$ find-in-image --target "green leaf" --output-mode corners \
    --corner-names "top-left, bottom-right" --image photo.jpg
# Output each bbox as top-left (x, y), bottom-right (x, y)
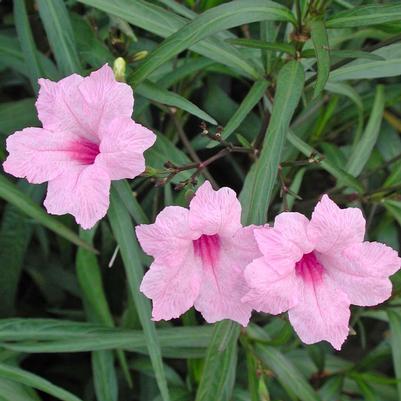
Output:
top-left (228, 38), bottom-right (295, 55)
top-left (157, 58), bottom-right (216, 89)
top-left (0, 34), bottom-right (58, 81)
top-left (326, 4), bottom-right (401, 28)
top-left (319, 376), bottom-right (343, 401)
top-left (384, 162), bottom-right (401, 188)
top-left (76, 229), bottom-right (114, 325)
top-left (157, 0), bottom-right (197, 19)
top-left (130, 0), bottom-right (296, 84)
top-left (77, 228), bottom-right (130, 393)
top-left (92, 351), bottom-right (118, 401)
top-left (208, 79), bottom-right (268, 148)
top-left (0, 175), bottom-right (95, 252)
top-left (136, 80), bottom-right (217, 125)
top-left (0, 317), bottom-right (212, 342)
top-left (255, 345), bottom-right (321, 401)
top-left (329, 49), bottom-right (384, 61)
top-left (77, 0), bottom-right (259, 78)
top-left (13, 0), bottom-right (43, 93)
top-left (0, 363), bottom-right (83, 401)
top-left (287, 131), bottom-right (364, 192)
top-left (37, 0), bottom-right (81, 75)
top-left (383, 200), bottom-right (401, 227)
top-left (371, 309), bottom-right (401, 401)
top-left (346, 85), bottom-right (384, 177)
top-left (240, 61), bottom-right (304, 225)
top-left (108, 186), bottom-right (170, 401)
top-left (195, 321), bottom-right (240, 401)
top-left (0, 377), bottom-right (41, 401)
top-left (286, 167), bottom-right (305, 211)
top-left (70, 13), bottom-right (113, 69)
top-left (0, 34), bottom-right (30, 76)
top-left (0, 319), bottom-right (212, 358)
top-left (0, 184), bottom-right (44, 316)
top-left (0, 99), bottom-right (38, 136)
top-left (311, 18), bottom-right (330, 98)
top-left (324, 82), bottom-right (364, 142)
top-left (329, 43), bottom-right (401, 81)
top-left (112, 180), bottom-right (149, 224)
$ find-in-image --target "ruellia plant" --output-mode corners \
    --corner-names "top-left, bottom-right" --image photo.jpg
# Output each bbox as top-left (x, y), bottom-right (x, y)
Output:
top-left (1, 1), bottom-right (401, 401)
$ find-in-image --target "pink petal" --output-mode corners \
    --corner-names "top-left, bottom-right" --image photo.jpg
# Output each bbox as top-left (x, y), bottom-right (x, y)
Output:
top-left (140, 259), bottom-right (202, 321)
top-left (274, 212), bottom-right (314, 254)
top-left (254, 227), bottom-right (303, 274)
top-left (193, 230), bottom-right (256, 326)
top-left (318, 241), bottom-right (401, 306)
top-left (288, 275), bottom-right (350, 350)
top-left (189, 181), bottom-right (242, 237)
top-left (36, 75), bottom-right (95, 141)
top-left (308, 195), bottom-right (365, 254)
top-left (136, 206), bottom-right (193, 267)
top-left (97, 117), bottom-right (156, 180)
top-left (3, 127), bottom-right (80, 184)
top-left (36, 65), bottom-right (133, 142)
top-left (44, 163), bottom-right (110, 229)
top-left (78, 65), bottom-right (134, 138)
top-left (344, 241), bottom-right (401, 277)
top-left (242, 257), bottom-right (301, 314)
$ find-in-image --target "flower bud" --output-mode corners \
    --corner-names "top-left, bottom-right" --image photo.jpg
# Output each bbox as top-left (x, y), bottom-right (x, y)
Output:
top-left (113, 57), bottom-right (126, 82)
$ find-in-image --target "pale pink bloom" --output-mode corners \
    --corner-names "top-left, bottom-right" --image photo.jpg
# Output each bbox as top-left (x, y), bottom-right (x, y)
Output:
top-left (136, 181), bottom-right (260, 326)
top-left (243, 195), bottom-right (401, 349)
top-left (3, 65), bottom-right (156, 229)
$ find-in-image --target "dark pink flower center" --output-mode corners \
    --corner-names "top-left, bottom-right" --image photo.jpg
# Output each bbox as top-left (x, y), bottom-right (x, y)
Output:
top-left (193, 234), bottom-right (220, 268)
top-left (295, 252), bottom-right (324, 283)
top-left (67, 139), bottom-right (100, 165)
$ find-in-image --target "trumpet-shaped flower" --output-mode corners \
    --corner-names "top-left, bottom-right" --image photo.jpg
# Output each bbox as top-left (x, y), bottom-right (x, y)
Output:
top-left (243, 195), bottom-right (401, 349)
top-left (3, 65), bottom-right (156, 229)
top-left (136, 181), bottom-right (260, 326)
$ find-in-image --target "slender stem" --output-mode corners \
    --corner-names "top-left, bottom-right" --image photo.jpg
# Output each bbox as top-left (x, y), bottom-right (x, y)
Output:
top-left (170, 112), bottom-right (217, 186)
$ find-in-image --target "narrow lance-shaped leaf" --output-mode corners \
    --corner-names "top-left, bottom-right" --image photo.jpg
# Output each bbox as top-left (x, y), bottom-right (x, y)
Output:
top-left (0, 317), bottom-right (213, 344)
top-left (136, 80), bottom-right (217, 125)
top-left (346, 84), bottom-right (384, 177)
top-left (208, 79), bottom-right (269, 148)
top-left (228, 38), bottom-right (295, 56)
top-left (329, 49), bottom-right (384, 61)
top-left (195, 321), bottom-right (240, 401)
top-left (77, 0), bottom-right (260, 78)
top-left (108, 185), bottom-right (170, 401)
top-left (14, 0), bottom-right (43, 92)
top-left (0, 363), bottom-right (83, 401)
top-left (0, 175), bottom-right (95, 252)
top-left (130, 0), bottom-right (296, 84)
top-left (255, 345), bottom-right (321, 401)
top-left (76, 229), bottom-right (121, 400)
top-left (325, 82), bottom-right (364, 143)
top-left (287, 131), bottom-right (364, 193)
top-left (311, 18), bottom-right (330, 98)
top-left (37, 0), bottom-right (81, 75)
top-left (0, 184), bottom-right (44, 316)
top-left (328, 43), bottom-right (401, 81)
top-left (326, 4), bottom-right (401, 29)
top-left (386, 310), bottom-right (401, 400)
top-left (112, 180), bottom-right (149, 224)
top-left (240, 60), bottom-right (304, 225)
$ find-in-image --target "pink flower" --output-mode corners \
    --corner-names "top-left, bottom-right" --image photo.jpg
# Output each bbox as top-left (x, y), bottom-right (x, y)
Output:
top-left (136, 181), bottom-right (260, 326)
top-left (3, 65), bottom-right (156, 229)
top-left (243, 195), bottom-right (401, 349)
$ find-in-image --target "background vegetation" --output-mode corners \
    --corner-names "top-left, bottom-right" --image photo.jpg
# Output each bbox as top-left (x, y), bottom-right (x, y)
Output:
top-left (1, 0), bottom-right (401, 400)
